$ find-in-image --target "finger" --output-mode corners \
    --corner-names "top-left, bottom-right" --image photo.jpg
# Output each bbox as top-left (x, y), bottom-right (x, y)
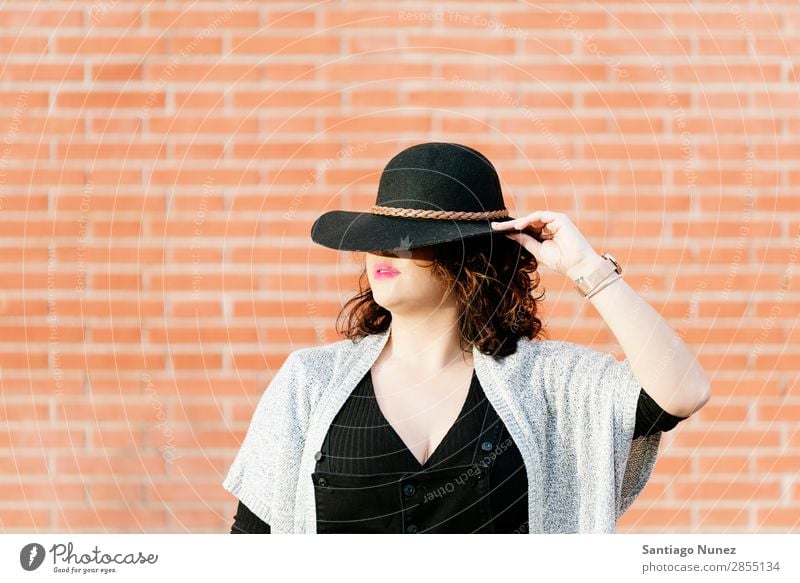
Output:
top-left (504, 231), bottom-right (542, 257)
top-left (491, 211), bottom-right (558, 230)
top-left (518, 224), bottom-right (550, 242)
top-left (528, 211), bottom-right (562, 226)
top-left (490, 219), bottom-right (518, 230)
top-left (493, 217), bottom-right (540, 231)
top-left (513, 218), bottom-right (553, 234)
top-left (491, 212), bottom-right (531, 230)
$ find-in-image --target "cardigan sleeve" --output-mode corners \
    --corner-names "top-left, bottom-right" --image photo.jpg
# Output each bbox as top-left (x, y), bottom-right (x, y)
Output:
top-left (549, 341), bottom-right (663, 520)
top-left (531, 339), bottom-right (665, 530)
top-left (557, 341), bottom-right (664, 523)
top-left (222, 350), bottom-right (303, 529)
top-left (607, 356), bottom-right (664, 520)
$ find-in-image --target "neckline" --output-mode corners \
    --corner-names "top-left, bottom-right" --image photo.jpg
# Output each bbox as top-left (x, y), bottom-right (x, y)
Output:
top-left (367, 368), bottom-right (477, 470)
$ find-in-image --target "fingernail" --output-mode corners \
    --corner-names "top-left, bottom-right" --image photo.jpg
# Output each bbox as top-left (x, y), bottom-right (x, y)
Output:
top-left (490, 222), bottom-right (498, 228)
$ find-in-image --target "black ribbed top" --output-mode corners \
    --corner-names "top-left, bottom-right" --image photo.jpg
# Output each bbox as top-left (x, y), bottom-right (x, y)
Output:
top-left (312, 367), bottom-right (528, 533)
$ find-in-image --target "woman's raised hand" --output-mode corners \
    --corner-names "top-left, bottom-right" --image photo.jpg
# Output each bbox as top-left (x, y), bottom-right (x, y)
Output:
top-left (491, 211), bottom-right (602, 279)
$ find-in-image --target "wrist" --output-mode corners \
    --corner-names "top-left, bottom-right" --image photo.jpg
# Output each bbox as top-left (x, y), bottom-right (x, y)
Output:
top-left (565, 252), bottom-right (605, 281)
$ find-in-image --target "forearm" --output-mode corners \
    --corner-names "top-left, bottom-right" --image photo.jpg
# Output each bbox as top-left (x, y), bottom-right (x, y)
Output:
top-left (566, 254), bottom-right (712, 418)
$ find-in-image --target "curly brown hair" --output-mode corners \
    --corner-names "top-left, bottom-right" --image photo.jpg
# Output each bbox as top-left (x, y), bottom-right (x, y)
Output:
top-left (335, 233), bottom-right (548, 358)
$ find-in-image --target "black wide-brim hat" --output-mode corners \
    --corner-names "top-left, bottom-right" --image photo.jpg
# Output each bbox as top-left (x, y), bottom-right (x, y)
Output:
top-left (310, 142), bottom-right (530, 253)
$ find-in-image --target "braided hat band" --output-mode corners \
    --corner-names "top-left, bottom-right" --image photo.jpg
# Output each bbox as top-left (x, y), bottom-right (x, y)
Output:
top-left (368, 205), bottom-right (510, 221)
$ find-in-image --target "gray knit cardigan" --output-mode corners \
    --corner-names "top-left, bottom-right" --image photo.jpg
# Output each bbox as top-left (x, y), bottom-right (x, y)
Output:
top-left (222, 325), bottom-right (662, 533)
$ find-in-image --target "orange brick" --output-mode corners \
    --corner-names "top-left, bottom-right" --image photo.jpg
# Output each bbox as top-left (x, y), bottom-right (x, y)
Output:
top-left (168, 456), bottom-right (227, 476)
top-left (673, 430), bottom-right (781, 449)
top-left (697, 507), bottom-right (750, 528)
top-left (55, 36), bottom-right (166, 55)
top-left (0, 455), bottom-right (49, 475)
top-left (406, 34), bottom-right (514, 54)
top-left (325, 9), bottom-right (430, 29)
top-left (232, 35), bottom-right (339, 54)
top-left (264, 11), bottom-right (316, 28)
top-left (0, 482), bottom-right (84, 502)
top-left (652, 454), bottom-right (694, 475)
top-left (673, 479), bottom-right (781, 501)
top-left (0, 509), bottom-right (50, 529)
top-left (498, 11), bottom-right (607, 29)
top-left (147, 9), bottom-right (259, 29)
top-left (55, 455), bottom-right (167, 476)
top-left (756, 455), bottom-right (800, 474)
top-left (170, 508), bottom-right (230, 529)
top-left (756, 404), bottom-right (800, 423)
top-left (147, 483), bottom-right (231, 503)
top-left (508, 64), bottom-right (611, 83)
top-left (697, 455), bottom-right (751, 474)
top-left (0, 429), bottom-right (85, 449)
top-left (619, 506), bottom-right (692, 528)
top-left (0, 403), bottom-right (50, 422)
top-left (89, 483), bottom-right (144, 502)
top-left (756, 507), bottom-right (800, 529)
top-left (55, 507), bottom-right (166, 530)
top-left (0, 64), bottom-right (83, 82)
top-left (0, 10), bottom-right (82, 27)
top-left (671, 11), bottom-right (780, 31)
top-left (88, 9), bottom-right (141, 29)
top-left (695, 403), bottom-right (750, 423)
top-left (91, 63), bottom-right (143, 81)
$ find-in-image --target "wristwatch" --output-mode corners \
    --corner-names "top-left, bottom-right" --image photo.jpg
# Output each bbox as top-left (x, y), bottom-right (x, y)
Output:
top-left (573, 253), bottom-right (623, 297)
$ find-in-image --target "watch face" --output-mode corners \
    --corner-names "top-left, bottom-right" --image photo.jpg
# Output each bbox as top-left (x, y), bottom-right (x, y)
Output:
top-left (604, 253), bottom-right (621, 273)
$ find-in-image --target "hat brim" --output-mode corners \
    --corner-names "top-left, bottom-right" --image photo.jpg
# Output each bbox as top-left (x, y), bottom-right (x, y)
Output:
top-left (310, 210), bottom-right (522, 253)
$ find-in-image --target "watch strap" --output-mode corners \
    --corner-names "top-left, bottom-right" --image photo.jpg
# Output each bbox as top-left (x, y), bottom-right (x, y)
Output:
top-left (573, 254), bottom-right (622, 297)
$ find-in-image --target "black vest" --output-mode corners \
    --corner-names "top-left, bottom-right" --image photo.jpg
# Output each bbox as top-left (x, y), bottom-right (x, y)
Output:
top-left (311, 368), bottom-right (530, 534)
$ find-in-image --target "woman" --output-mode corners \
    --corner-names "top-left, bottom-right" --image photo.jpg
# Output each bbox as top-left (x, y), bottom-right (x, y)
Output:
top-left (224, 142), bottom-right (711, 534)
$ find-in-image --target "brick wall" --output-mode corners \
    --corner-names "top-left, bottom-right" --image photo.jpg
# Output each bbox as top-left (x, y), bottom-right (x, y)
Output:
top-left (0, 1), bottom-right (798, 533)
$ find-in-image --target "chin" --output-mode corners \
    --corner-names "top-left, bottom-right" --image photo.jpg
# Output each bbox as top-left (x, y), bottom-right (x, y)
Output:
top-left (372, 287), bottom-right (414, 309)
top-left (370, 291), bottom-right (396, 309)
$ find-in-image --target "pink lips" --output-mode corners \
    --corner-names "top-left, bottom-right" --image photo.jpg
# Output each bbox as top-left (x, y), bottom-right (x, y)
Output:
top-left (374, 262), bottom-right (400, 279)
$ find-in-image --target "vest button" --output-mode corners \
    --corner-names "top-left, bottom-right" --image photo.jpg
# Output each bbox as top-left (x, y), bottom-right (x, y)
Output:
top-left (314, 451), bottom-right (323, 461)
top-left (406, 524), bottom-right (418, 534)
top-left (481, 440), bottom-right (493, 452)
top-left (403, 483), bottom-right (416, 496)
top-left (317, 477), bottom-right (328, 487)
